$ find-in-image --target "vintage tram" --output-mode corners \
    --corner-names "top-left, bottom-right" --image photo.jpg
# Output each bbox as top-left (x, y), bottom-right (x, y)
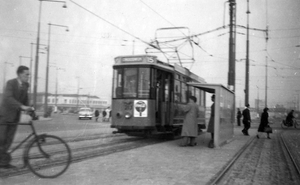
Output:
top-left (111, 55), bottom-right (206, 137)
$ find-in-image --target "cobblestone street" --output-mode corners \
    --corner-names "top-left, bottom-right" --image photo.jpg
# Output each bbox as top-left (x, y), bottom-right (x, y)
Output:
top-left (222, 131), bottom-right (300, 185)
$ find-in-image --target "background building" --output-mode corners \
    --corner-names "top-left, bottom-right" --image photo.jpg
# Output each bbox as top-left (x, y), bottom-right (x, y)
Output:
top-left (0, 93), bottom-right (110, 114)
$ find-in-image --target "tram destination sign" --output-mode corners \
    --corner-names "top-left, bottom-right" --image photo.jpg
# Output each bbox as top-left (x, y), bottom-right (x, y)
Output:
top-left (122, 57), bottom-right (143, 63)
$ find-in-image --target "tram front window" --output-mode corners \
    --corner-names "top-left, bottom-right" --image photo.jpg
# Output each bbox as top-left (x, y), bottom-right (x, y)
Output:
top-left (113, 67), bottom-right (151, 98)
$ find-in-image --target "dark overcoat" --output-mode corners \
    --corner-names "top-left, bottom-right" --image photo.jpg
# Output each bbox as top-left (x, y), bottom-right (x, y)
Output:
top-left (207, 102), bottom-right (215, 133)
top-left (258, 111), bottom-right (269, 132)
top-left (181, 102), bottom-right (200, 137)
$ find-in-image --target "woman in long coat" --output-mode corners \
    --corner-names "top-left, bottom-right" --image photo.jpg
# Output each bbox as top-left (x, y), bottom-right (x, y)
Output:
top-left (207, 94), bottom-right (215, 148)
top-left (180, 96), bottom-right (200, 147)
top-left (257, 107), bottom-right (271, 139)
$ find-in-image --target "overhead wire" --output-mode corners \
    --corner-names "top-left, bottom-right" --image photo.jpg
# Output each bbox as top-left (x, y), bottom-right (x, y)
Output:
top-left (69, 0), bottom-right (163, 53)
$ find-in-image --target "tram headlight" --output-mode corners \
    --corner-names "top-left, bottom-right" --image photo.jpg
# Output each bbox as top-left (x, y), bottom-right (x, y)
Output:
top-left (124, 112), bottom-right (132, 119)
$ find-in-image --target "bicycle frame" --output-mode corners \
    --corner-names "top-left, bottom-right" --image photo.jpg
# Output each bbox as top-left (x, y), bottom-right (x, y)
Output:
top-left (7, 122), bottom-right (37, 154)
top-left (6, 121), bottom-right (51, 168)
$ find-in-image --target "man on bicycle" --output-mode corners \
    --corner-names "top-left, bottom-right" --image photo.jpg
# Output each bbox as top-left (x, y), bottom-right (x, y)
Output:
top-left (0, 66), bottom-right (33, 169)
top-left (286, 110), bottom-right (295, 126)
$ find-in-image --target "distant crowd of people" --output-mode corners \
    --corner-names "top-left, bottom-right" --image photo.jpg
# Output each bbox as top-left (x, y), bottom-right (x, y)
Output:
top-left (237, 104), bottom-right (296, 139)
top-left (94, 107), bottom-right (111, 122)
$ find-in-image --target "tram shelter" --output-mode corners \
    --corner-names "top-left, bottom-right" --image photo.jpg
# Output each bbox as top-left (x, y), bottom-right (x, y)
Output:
top-left (188, 83), bottom-right (235, 148)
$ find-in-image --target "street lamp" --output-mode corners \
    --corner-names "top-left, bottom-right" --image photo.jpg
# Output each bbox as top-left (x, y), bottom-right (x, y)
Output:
top-left (19, 56), bottom-right (31, 66)
top-left (76, 76), bottom-right (82, 110)
top-left (2, 62), bottom-right (14, 92)
top-left (122, 40), bottom-right (135, 55)
top-left (30, 42), bottom-right (48, 99)
top-left (33, 0), bottom-right (67, 110)
top-left (44, 22), bottom-right (69, 117)
top-left (55, 67), bottom-right (65, 107)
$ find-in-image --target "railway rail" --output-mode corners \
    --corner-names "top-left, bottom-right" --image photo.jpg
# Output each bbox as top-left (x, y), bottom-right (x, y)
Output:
top-left (210, 130), bottom-right (300, 185)
top-left (0, 133), bottom-right (165, 178)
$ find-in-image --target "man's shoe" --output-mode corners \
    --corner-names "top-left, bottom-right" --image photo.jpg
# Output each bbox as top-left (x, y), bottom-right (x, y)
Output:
top-left (188, 142), bottom-right (197, 147)
top-left (0, 164), bottom-right (17, 169)
top-left (242, 130), bottom-right (246, 135)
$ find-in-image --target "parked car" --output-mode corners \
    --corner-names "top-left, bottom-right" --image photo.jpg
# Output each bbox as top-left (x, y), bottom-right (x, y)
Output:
top-left (78, 107), bottom-right (93, 120)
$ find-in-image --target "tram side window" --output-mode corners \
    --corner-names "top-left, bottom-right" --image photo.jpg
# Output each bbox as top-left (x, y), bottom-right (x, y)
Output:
top-left (187, 86), bottom-right (194, 102)
top-left (174, 80), bottom-right (181, 102)
top-left (201, 90), bottom-right (205, 106)
top-left (195, 88), bottom-right (200, 105)
top-left (138, 68), bottom-right (150, 98)
top-left (181, 82), bottom-right (187, 103)
top-left (113, 69), bottom-right (123, 98)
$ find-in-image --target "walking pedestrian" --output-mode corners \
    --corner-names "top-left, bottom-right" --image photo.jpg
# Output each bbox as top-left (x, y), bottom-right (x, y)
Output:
top-left (0, 66), bottom-right (33, 169)
top-left (102, 110), bottom-right (107, 122)
top-left (257, 107), bottom-right (271, 139)
top-left (237, 108), bottom-right (242, 126)
top-left (207, 94), bottom-right (215, 148)
top-left (180, 96), bottom-right (200, 147)
top-left (94, 109), bottom-right (99, 122)
top-left (242, 104), bottom-right (251, 136)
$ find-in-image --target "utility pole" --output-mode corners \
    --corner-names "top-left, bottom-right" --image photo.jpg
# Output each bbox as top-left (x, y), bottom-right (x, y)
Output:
top-left (228, 0), bottom-right (236, 92)
top-left (265, 55), bottom-right (268, 108)
top-left (245, 0), bottom-right (250, 106)
top-left (76, 76), bottom-right (80, 110)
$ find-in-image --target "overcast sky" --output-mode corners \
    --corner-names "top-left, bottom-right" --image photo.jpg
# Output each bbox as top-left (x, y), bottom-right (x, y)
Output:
top-left (1, 0), bottom-right (299, 107)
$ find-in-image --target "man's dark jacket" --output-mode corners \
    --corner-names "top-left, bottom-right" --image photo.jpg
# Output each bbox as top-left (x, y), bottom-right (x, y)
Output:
top-left (242, 108), bottom-right (251, 123)
top-left (0, 78), bottom-right (29, 123)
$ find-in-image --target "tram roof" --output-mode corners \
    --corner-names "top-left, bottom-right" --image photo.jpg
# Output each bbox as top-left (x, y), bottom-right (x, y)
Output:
top-left (114, 55), bottom-right (206, 82)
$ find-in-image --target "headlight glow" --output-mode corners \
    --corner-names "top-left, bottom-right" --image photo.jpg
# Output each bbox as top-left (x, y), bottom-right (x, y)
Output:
top-left (124, 113), bottom-right (131, 119)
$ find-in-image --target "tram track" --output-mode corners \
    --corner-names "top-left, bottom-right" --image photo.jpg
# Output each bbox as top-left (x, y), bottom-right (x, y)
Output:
top-left (1, 134), bottom-right (165, 178)
top-left (281, 131), bottom-right (300, 177)
top-left (209, 131), bottom-right (300, 185)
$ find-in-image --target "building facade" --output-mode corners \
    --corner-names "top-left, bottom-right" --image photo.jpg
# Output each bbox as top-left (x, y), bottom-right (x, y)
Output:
top-left (34, 93), bottom-right (110, 113)
top-left (0, 93), bottom-right (109, 113)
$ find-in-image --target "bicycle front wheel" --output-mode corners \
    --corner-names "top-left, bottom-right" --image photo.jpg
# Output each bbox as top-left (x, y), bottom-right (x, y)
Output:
top-left (24, 134), bottom-right (72, 178)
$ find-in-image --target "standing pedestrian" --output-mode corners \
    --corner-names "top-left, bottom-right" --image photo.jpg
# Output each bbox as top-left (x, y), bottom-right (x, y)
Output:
top-left (109, 110), bottom-right (112, 122)
top-left (180, 96), bottom-right (200, 147)
top-left (237, 108), bottom-right (242, 126)
top-left (0, 66), bottom-right (33, 169)
top-left (94, 109), bottom-right (99, 122)
top-left (207, 94), bottom-right (215, 148)
top-left (242, 104), bottom-right (251, 136)
top-left (102, 110), bottom-right (107, 122)
top-left (105, 107), bottom-right (110, 122)
top-left (257, 107), bottom-right (271, 139)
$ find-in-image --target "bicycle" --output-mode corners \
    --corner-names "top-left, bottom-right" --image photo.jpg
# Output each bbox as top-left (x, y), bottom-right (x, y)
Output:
top-left (281, 118), bottom-right (299, 129)
top-left (4, 111), bottom-right (72, 178)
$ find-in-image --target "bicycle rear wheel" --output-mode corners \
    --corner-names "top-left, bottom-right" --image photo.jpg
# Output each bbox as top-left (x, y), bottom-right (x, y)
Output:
top-left (281, 120), bottom-right (288, 129)
top-left (24, 135), bottom-right (72, 178)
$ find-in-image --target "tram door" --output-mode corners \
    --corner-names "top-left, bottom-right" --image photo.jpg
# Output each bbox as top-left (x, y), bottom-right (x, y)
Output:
top-left (155, 69), bottom-right (172, 128)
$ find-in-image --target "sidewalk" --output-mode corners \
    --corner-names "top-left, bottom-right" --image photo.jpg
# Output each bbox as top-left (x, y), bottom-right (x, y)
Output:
top-left (1, 126), bottom-right (257, 185)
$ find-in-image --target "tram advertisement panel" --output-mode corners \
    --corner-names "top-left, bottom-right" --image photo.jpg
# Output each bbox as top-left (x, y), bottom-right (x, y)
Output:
top-left (134, 100), bottom-right (148, 117)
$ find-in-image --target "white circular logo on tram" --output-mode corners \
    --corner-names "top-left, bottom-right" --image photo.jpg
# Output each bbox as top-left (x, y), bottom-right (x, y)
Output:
top-left (134, 100), bottom-right (147, 117)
